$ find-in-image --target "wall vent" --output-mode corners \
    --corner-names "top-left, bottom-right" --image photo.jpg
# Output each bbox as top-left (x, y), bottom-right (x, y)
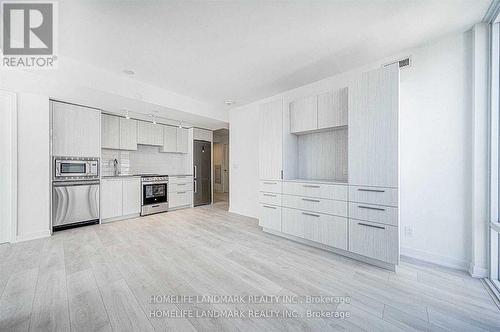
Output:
top-left (383, 56), bottom-right (411, 69)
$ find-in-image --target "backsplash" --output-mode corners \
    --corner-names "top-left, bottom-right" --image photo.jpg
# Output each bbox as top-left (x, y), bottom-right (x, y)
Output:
top-left (101, 145), bottom-right (190, 176)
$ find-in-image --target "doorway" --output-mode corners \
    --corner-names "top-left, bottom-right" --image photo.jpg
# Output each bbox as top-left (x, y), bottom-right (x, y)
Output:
top-left (213, 129), bottom-right (229, 209)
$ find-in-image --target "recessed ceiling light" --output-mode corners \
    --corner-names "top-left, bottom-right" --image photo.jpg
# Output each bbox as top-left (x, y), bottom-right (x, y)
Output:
top-left (123, 69), bottom-right (135, 75)
top-left (150, 113), bottom-right (156, 124)
top-left (225, 100), bottom-right (234, 106)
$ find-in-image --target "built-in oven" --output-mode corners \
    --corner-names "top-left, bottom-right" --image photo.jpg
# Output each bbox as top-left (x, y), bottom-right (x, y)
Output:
top-left (54, 156), bottom-right (99, 180)
top-left (141, 176), bottom-right (168, 216)
top-left (52, 156), bottom-right (100, 231)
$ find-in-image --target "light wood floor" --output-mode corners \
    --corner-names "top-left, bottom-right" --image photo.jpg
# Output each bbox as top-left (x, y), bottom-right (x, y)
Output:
top-left (0, 205), bottom-right (499, 332)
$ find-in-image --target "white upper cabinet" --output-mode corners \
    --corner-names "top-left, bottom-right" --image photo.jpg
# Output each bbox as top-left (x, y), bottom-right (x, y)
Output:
top-left (162, 125), bottom-right (177, 152)
top-left (259, 99), bottom-right (283, 180)
top-left (52, 101), bottom-right (100, 157)
top-left (176, 127), bottom-right (189, 153)
top-left (289, 95), bottom-right (317, 134)
top-left (137, 121), bottom-right (163, 146)
top-left (101, 114), bottom-right (120, 149)
top-left (348, 65), bottom-right (399, 187)
top-left (318, 87), bottom-right (348, 129)
top-left (119, 118), bottom-right (137, 150)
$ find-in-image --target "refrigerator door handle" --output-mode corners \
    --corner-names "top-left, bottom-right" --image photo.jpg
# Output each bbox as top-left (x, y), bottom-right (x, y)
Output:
top-left (194, 179), bottom-right (197, 193)
top-left (194, 165), bottom-right (197, 178)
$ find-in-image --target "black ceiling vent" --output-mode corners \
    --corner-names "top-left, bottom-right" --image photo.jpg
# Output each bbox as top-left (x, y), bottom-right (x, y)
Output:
top-left (384, 56), bottom-right (411, 69)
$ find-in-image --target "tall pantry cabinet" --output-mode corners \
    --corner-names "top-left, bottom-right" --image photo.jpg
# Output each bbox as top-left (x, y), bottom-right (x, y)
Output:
top-left (258, 65), bottom-right (400, 270)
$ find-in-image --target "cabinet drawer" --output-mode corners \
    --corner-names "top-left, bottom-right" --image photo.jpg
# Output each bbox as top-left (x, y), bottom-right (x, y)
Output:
top-left (282, 182), bottom-right (347, 200)
top-left (349, 186), bottom-right (398, 207)
top-left (169, 191), bottom-right (193, 208)
top-left (304, 213), bottom-right (347, 250)
top-left (258, 192), bottom-right (282, 206)
top-left (259, 180), bottom-right (282, 193)
top-left (169, 176), bottom-right (193, 184)
top-left (349, 203), bottom-right (398, 226)
top-left (169, 182), bottom-right (193, 192)
top-left (282, 195), bottom-right (347, 217)
top-left (259, 205), bottom-right (281, 231)
top-left (348, 219), bottom-right (398, 264)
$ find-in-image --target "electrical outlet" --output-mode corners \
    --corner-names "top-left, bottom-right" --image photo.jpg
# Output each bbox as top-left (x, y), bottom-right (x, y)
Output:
top-left (404, 226), bottom-right (413, 237)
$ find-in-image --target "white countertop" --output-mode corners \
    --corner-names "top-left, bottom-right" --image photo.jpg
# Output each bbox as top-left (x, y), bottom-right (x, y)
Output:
top-left (283, 178), bottom-right (348, 185)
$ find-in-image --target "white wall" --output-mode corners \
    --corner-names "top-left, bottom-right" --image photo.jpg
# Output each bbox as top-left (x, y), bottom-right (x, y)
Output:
top-left (229, 31), bottom-right (475, 270)
top-left (17, 93), bottom-right (51, 241)
top-left (0, 90), bottom-right (17, 243)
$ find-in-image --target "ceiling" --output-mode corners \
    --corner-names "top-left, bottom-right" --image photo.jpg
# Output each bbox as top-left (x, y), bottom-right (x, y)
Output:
top-left (59, 0), bottom-right (491, 110)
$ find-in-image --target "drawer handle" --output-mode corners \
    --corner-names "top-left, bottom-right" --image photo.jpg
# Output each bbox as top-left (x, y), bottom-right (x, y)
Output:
top-left (303, 185), bottom-right (320, 188)
top-left (263, 205), bottom-right (276, 209)
top-left (358, 205), bottom-right (386, 211)
top-left (358, 222), bottom-right (385, 230)
top-left (302, 198), bottom-right (320, 202)
top-left (152, 205), bottom-right (160, 208)
top-left (358, 188), bottom-right (385, 193)
top-left (177, 191), bottom-right (186, 194)
top-left (263, 182), bottom-right (277, 185)
top-left (263, 194), bottom-right (277, 197)
top-left (177, 183), bottom-right (186, 186)
top-left (302, 212), bottom-right (320, 217)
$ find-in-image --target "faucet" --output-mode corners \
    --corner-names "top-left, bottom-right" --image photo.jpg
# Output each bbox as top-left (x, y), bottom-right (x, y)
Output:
top-left (113, 158), bottom-right (119, 176)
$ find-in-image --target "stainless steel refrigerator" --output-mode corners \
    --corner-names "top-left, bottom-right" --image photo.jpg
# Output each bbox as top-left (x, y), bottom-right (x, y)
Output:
top-left (193, 140), bottom-right (212, 206)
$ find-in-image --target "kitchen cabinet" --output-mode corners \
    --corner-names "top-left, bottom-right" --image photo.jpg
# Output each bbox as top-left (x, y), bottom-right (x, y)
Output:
top-left (317, 87), bottom-right (348, 129)
top-left (137, 121), bottom-right (163, 146)
top-left (348, 65), bottom-right (399, 187)
top-left (101, 177), bottom-right (141, 221)
top-left (101, 114), bottom-right (120, 149)
top-left (176, 127), bottom-right (189, 153)
top-left (52, 101), bottom-right (100, 157)
top-left (304, 214), bottom-right (347, 250)
top-left (122, 177), bottom-right (141, 215)
top-left (100, 178), bottom-right (123, 219)
top-left (259, 99), bottom-right (283, 180)
top-left (290, 95), bottom-right (317, 134)
top-left (119, 118), bottom-right (138, 150)
top-left (162, 126), bottom-right (177, 152)
top-left (168, 175), bottom-right (193, 209)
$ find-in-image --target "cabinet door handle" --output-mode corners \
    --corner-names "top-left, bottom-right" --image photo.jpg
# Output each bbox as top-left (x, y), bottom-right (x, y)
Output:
top-left (177, 191), bottom-right (186, 194)
top-left (263, 194), bottom-right (276, 197)
top-left (358, 205), bottom-right (386, 211)
top-left (263, 181), bottom-right (277, 185)
top-left (358, 222), bottom-right (385, 230)
top-left (152, 205), bottom-right (160, 208)
top-left (303, 185), bottom-right (320, 188)
top-left (263, 205), bottom-right (276, 209)
top-left (177, 183), bottom-right (186, 186)
top-left (302, 198), bottom-right (320, 202)
top-left (302, 212), bottom-right (320, 217)
top-left (357, 188), bottom-right (385, 193)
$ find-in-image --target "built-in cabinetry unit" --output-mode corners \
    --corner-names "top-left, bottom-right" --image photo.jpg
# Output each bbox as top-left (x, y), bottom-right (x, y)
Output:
top-left (51, 101), bottom-right (101, 157)
top-left (258, 65), bottom-right (399, 270)
top-left (100, 113), bottom-right (189, 154)
top-left (169, 175), bottom-right (193, 209)
top-left (101, 177), bottom-right (141, 221)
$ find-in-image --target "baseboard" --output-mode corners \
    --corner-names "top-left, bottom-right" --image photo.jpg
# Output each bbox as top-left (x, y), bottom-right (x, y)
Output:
top-left (227, 206), bottom-right (257, 219)
top-left (469, 263), bottom-right (488, 278)
top-left (401, 246), bottom-right (469, 272)
top-left (16, 230), bottom-right (51, 242)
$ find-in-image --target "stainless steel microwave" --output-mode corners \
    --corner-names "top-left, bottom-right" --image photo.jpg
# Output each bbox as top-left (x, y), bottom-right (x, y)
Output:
top-left (54, 157), bottom-right (99, 180)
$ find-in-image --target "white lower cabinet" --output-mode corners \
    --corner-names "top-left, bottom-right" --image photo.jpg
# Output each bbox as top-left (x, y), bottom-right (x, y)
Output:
top-left (348, 219), bottom-right (398, 264)
top-left (168, 175), bottom-right (193, 209)
top-left (101, 179), bottom-right (123, 219)
top-left (259, 205), bottom-right (281, 231)
top-left (282, 207), bottom-right (305, 238)
top-left (122, 178), bottom-right (141, 215)
top-left (101, 177), bottom-right (141, 221)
